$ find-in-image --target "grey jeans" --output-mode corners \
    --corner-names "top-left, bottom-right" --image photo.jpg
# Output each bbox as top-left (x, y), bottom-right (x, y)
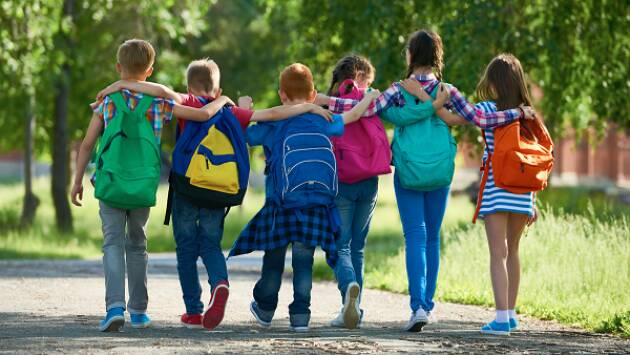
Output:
top-left (99, 202), bottom-right (149, 313)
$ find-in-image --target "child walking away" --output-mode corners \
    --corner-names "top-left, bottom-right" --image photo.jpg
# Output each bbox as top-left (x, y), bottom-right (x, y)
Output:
top-left (321, 55), bottom-right (392, 329)
top-left (406, 53), bottom-right (547, 335)
top-left (229, 63), bottom-right (379, 332)
top-left (95, 59), bottom-right (332, 331)
top-left (320, 30), bottom-right (536, 333)
top-left (70, 40), bottom-right (235, 332)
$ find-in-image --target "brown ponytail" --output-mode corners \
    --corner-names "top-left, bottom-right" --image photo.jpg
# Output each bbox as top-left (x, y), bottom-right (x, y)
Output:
top-left (405, 30), bottom-right (444, 80)
top-left (327, 54), bottom-right (375, 96)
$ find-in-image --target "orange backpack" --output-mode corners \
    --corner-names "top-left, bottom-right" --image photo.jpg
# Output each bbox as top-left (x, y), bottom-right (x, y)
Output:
top-left (473, 117), bottom-right (554, 223)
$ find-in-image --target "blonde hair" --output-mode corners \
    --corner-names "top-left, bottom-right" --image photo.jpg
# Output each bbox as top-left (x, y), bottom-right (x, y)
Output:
top-left (279, 63), bottom-right (315, 100)
top-left (117, 39), bottom-right (155, 75)
top-left (186, 58), bottom-right (221, 93)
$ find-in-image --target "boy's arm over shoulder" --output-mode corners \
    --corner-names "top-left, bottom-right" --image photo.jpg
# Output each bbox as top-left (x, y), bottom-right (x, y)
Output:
top-left (173, 96), bottom-right (235, 122)
top-left (250, 103), bottom-right (333, 122)
top-left (96, 80), bottom-right (184, 104)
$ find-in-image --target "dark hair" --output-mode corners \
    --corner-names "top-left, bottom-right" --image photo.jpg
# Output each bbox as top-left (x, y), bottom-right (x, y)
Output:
top-left (405, 30), bottom-right (444, 80)
top-left (477, 53), bottom-right (536, 140)
top-left (327, 54), bottom-right (374, 96)
top-left (476, 53), bottom-right (532, 110)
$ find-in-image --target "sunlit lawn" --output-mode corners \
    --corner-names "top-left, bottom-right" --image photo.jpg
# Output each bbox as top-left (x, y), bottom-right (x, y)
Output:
top-left (1, 176), bottom-right (628, 337)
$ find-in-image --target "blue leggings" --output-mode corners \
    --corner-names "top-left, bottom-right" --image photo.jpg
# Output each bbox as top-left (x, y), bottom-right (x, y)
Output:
top-left (394, 173), bottom-right (450, 312)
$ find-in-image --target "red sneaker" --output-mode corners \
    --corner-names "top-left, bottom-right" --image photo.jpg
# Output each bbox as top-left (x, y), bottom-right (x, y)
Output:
top-left (180, 313), bottom-right (203, 329)
top-left (203, 280), bottom-right (230, 330)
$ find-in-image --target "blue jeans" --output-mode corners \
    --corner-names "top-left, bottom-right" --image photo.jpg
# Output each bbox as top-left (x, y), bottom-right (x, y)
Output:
top-left (172, 193), bottom-right (228, 315)
top-left (253, 242), bottom-right (315, 324)
top-left (334, 177), bottom-right (378, 302)
top-left (394, 173), bottom-right (449, 312)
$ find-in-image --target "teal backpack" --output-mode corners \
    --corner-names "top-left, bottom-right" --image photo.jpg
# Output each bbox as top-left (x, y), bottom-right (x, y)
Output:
top-left (94, 92), bottom-right (161, 209)
top-left (391, 86), bottom-right (457, 191)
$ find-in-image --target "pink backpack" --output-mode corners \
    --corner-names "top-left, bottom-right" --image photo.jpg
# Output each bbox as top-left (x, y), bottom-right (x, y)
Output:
top-left (332, 79), bottom-right (392, 184)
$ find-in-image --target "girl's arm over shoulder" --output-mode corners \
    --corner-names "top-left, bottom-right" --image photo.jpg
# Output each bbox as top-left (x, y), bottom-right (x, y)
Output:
top-left (341, 89), bottom-right (381, 124)
top-left (324, 83), bottom-right (399, 117)
top-left (96, 80), bottom-right (184, 104)
top-left (446, 85), bottom-right (536, 128)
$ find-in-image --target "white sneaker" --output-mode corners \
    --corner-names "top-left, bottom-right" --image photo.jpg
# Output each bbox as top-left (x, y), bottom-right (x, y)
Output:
top-left (404, 309), bottom-right (429, 332)
top-left (330, 309), bottom-right (344, 327)
top-left (427, 310), bottom-right (437, 324)
top-left (342, 282), bottom-right (361, 329)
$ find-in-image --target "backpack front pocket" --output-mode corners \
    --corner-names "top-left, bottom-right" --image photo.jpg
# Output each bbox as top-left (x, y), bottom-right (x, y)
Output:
top-left (186, 126), bottom-right (240, 194)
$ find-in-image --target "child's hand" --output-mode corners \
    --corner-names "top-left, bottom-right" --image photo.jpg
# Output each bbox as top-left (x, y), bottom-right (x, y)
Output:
top-left (400, 78), bottom-right (431, 102)
top-left (238, 96), bottom-right (253, 109)
top-left (314, 93), bottom-right (330, 106)
top-left (520, 105), bottom-right (537, 120)
top-left (218, 95), bottom-right (235, 107)
top-left (96, 81), bottom-right (124, 101)
top-left (365, 89), bottom-right (381, 101)
top-left (70, 183), bottom-right (84, 207)
top-left (307, 103), bottom-right (333, 122)
top-left (434, 83), bottom-right (451, 107)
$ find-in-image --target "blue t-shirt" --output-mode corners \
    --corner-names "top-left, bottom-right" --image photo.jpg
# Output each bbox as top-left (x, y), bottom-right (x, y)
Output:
top-left (247, 113), bottom-right (344, 195)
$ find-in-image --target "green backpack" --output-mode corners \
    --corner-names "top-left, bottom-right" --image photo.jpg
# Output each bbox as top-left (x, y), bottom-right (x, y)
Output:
top-left (391, 86), bottom-right (457, 191)
top-left (94, 92), bottom-right (161, 209)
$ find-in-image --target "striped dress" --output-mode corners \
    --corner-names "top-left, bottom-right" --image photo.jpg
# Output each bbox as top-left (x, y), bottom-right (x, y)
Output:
top-left (477, 101), bottom-right (535, 218)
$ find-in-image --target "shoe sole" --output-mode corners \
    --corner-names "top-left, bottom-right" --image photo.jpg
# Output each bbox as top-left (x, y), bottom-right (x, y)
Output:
top-left (249, 302), bottom-right (271, 328)
top-left (406, 320), bottom-right (427, 332)
top-left (100, 316), bottom-right (124, 332)
top-left (343, 283), bottom-right (361, 330)
top-left (181, 321), bottom-right (203, 329)
top-left (131, 321), bottom-right (151, 329)
top-left (480, 329), bottom-right (510, 336)
top-left (203, 285), bottom-right (229, 330)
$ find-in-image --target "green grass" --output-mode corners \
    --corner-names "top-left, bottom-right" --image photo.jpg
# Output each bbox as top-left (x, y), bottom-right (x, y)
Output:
top-left (0, 178), bottom-right (260, 259)
top-left (1, 177), bottom-right (629, 337)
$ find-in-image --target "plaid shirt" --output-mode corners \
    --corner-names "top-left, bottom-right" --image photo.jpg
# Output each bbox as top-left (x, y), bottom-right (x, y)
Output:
top-left (93, 89), bottom-right (175, 143)
top-left (328, 74), bottom-right (521, 128)
top-left (229, 202), bottom-right (339, 267)
top-left (327, 75), bottom-right (440, 115)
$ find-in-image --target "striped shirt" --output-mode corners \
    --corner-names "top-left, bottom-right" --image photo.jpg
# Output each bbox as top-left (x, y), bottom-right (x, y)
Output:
top-left (327, 73), bottom-right (522, 128)
top-left (93, 89), bottom-right (175, 143)
top-left (477, 101), bottom-right (534, 217)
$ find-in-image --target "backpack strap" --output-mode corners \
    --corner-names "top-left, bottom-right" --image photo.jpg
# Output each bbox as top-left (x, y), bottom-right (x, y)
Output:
top-left (110, 92), bottom-right (130, 113)
top-left (163, 173), bottom-right (174, 225)
top-left (133, 94), bottom-right (155, 117)
top-left (472, 131), bottom-right (491, 223)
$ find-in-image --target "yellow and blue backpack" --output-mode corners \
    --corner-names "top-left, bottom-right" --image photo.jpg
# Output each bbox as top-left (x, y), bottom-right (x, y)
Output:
top-left (164, 106), bottom-right (249, 224)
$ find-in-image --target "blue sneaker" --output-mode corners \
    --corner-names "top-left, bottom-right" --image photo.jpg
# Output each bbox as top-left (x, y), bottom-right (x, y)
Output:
top-left (99, 307), bottom-right (125, 332)
top-left (249, 301), bottom-right (273, 328)
top-left (130, 313), bottom-right (151, 329)
top-left (509, 317), bottom-right (519, 330)
top-left (480, 320), bottom-right (510, 336)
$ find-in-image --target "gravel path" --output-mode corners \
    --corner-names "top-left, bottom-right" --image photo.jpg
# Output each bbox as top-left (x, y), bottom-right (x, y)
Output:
top-left (0, 254), bottom-right (628, 354)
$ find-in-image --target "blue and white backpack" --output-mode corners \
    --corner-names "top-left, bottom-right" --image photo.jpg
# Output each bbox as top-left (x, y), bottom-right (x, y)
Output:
top-left (263, 113), bottom-right (338, 209)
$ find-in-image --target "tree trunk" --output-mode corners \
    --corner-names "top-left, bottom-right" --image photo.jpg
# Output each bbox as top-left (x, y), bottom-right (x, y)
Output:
top-left (20, 89), bottom-right (39, 228)
top-left (51, 0), bottom-right (75, 233)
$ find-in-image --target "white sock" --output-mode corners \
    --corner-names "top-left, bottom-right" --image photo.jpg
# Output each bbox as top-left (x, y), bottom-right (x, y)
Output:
top-left (496, 310), bottom-right (509, 323)
top-left (508, 309), bottom-right (517, 319)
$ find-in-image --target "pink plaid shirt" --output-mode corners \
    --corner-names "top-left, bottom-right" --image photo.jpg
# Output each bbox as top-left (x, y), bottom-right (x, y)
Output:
top-left (327, 73), bottom-right (522, 128)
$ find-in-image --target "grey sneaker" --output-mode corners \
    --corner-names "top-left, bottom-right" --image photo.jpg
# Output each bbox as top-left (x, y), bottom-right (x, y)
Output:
top-left (250, 301), bottom-right (273, 328)
top-left (342, 282), bottom-right (361, 329)
top-left (289, 313), bottom-right (310, 332)
top-left (404, 309), bottom-right (428, 332)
